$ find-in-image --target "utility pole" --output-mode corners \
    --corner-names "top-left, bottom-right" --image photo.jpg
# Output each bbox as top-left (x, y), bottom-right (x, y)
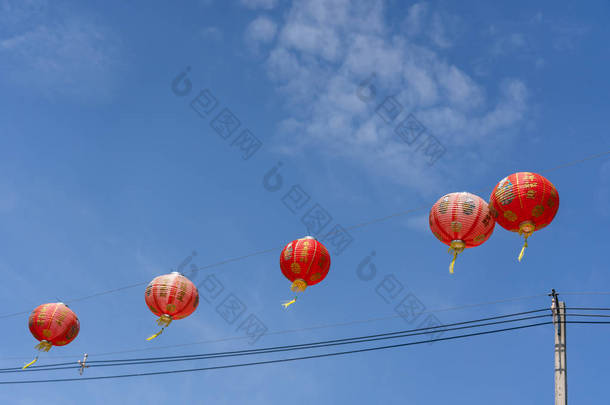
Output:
top-left (550, 289), bottom-right (567, 405)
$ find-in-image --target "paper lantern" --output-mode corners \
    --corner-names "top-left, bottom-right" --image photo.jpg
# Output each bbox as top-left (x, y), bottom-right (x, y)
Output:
top-left (429, 192), bottom-right (495, 273)
top-left (489, 172), bottom-right (559, 261)
top-left (145, 272), bottom-right (199, 340)
top-left (279, 236), bottom-right (331, 308)
top-left (24, 302), bottom-right (80, 369)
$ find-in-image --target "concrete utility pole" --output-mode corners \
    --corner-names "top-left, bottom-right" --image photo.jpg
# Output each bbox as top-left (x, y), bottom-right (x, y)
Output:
top-left (550, 289), bottom-right (567, 405)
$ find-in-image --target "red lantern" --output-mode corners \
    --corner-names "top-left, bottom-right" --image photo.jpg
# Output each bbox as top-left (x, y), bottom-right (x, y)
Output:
top-left (280, 236), bottom-right (331, 308)
top-left (429, 192), bottom-right (495, 273)
top-left (145, 272), bottom-right (199, 340)
top-left (24, 302), bottom-right (80, 369)
top-left (489, 172), bottom-right (559, 261)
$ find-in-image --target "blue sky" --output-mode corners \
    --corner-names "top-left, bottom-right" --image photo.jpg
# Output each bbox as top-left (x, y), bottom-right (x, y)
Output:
top-left (1, 0), bottom-right (609, 403)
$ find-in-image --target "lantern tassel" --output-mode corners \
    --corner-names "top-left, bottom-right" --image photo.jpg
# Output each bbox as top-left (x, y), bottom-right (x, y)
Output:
top-left (146, 328), bottom-right (165, 341)
top-left (449, 251), bottom-right (458, 274)
top-left (282, 296), bottom-right (297, 309)
top-left (447, 241), bottom-right (465, 275)
top-left (23, 340), bottom-right (53, 369)
top-left (22, 356), bottom-right (38, 370)
top-left (34, 340), bottom-right (53, 352)
top-left (518, 236), bottom-right (529, 262)
top-left (147, 315), bottom-right (172, 341)
top-left (282, 279), bottom-right (307, 309)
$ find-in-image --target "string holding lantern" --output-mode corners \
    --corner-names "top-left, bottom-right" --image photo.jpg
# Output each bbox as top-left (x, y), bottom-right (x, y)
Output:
top-left (489, 172), bottom-right (559, 262)
top-left (145, 272), bottom-right (199, 340)
top-left (279, 236), bottom-right (331, 308)
top-left (24, 302), bottom-right (80, 369)
top-left (429, 192), bottom-right (496, 273)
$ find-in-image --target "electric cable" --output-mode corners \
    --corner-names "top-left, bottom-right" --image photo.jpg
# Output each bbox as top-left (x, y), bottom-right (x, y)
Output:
top-left (2, 299), bottom-right (551, 362)
top-left (6, 310), bottom-right (552, 373)
top-left (0, 321), bottom-right (552, 385)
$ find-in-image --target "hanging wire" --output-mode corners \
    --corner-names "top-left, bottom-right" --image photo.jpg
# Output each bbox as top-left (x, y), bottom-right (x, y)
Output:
top-left (0, 321), bottom-right (552, 384)
top-left (10, 315), bottom-right (553, 373)
top-left (1, 295), bottom-right (551, 361)
top-left (566, 307), bottom-right (610, 311)
top-left (3, 308), bottom-right (550, 372)
top-left (562, 292), bottom-right (610, 296)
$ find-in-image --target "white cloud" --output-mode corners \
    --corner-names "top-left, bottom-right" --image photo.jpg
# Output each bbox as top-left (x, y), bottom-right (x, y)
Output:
top-left (0, 1), bottom-right (122, 101)
top-left (405, 214), bottom-right (430, 234)
top-left (0, 0), bottom-right (46, 26)
top-left (478, 13), bottom-right (590, 75)
top-left (201, 26), bottom-right (223, 41)
top-left (249, 0), bottom-right (528, 194)
top-left (240, 0), bottom-right (278, 10)
top-left (491, 32), bottom-right (526, 55)
top-left (552, 22), bottom-right (590, 51)
top-left (404, 2), bottom-right (428, 37)
top-left (245, 16), bottom-right (277, 46)
top-left (404, 2), bottom-right (460, 48)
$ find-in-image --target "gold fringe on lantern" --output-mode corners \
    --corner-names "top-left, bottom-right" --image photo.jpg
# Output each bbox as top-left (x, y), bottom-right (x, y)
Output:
top-left (448, 240), bottom-right (466, 274)
top-left (282, 279), bottom-right (307, 309)
top-left (517, 221), bottom-right (535, 262)
top-left (282, 297), bottom-right (297, 308)
top-left (34, 340), bottom-right (53, 352)
top-left (22, 357), bottom-right (38, 370)
top-left (23, 340), bottom-right (53, 369)
top-left (518, 235), bottom-right (529, 262)
top-left (146, 314), bottom-right (172, 341)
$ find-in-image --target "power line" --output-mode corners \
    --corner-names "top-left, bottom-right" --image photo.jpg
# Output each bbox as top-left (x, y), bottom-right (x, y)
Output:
top-left (562, 292), bottom-right (610, 296)
top-left (6, 319), bottom-right (609, 384)
top-left (566, 321), bottom-right (610, 324)
top-left (2, 294), bottom-right (550, 361)
top-left (541, 150), bottom-right (610, 173)
top-left (0, 322), bottom-right (552, 385)
top-left (65, 282), bottom-right (149, 304)
top-left (566, 307), bottom-right (610, 310)
top-left (565, 313), bottom-right (610, 318)
top-left (6, 309), bottom-right (550, 373)
top-left (10, 315), bottom-right (551, 374)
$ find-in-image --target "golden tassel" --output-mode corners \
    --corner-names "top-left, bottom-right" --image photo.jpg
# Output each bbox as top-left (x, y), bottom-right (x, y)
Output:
top-left (34, 340), bottom-right (52, 352)
top-left (23, 340), bottom-right (52, 369)
top-left (147, 315), bottom-right (172, 341)
top-left (518, 235), bottom-right (529, 262)
top-left (156, 314), bottom-right (172, 327)
top-left (517, 221), bottom-right (535, 262)
top-left (22, 357), bottom-right (38, 370)
top-left (281, 279), bottom-right (306, 309)
top-left (447, 240), bottom-right (465, 275)
top-left (449, 251), bottom-right (458, 274)
top-left (282, 297), bottom-right (297, 309)
top-left (146, 328), bottom-right (165, 341)
top-left (290, 279), bottom-right (307, 293)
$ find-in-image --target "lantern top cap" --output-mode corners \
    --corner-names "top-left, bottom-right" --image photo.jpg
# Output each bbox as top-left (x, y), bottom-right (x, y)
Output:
top-left (170, 271), bottom-right (182, 275)
top-left (302, 236), bottom-right (316, 240)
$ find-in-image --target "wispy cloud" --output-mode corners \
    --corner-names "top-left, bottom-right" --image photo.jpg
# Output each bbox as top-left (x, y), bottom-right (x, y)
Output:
top-left (405, 214), bottom-right (430, 234)
top-left (245, 15), bottom-right (277, 52)
top-left (239, 0), bottom-right (278, 10)
top-left (244, 0), bottom-right (529, 194)
top-left (201, 26), bottom-right (223, 41)
top-left (0, 0), bottom-right (47, 27)
top-left (0, 0), bottom-right (122, 101)
top-left (404, 2), bottom-right (461, 48)
top-left (475, 11), bottom-right (591, 75)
